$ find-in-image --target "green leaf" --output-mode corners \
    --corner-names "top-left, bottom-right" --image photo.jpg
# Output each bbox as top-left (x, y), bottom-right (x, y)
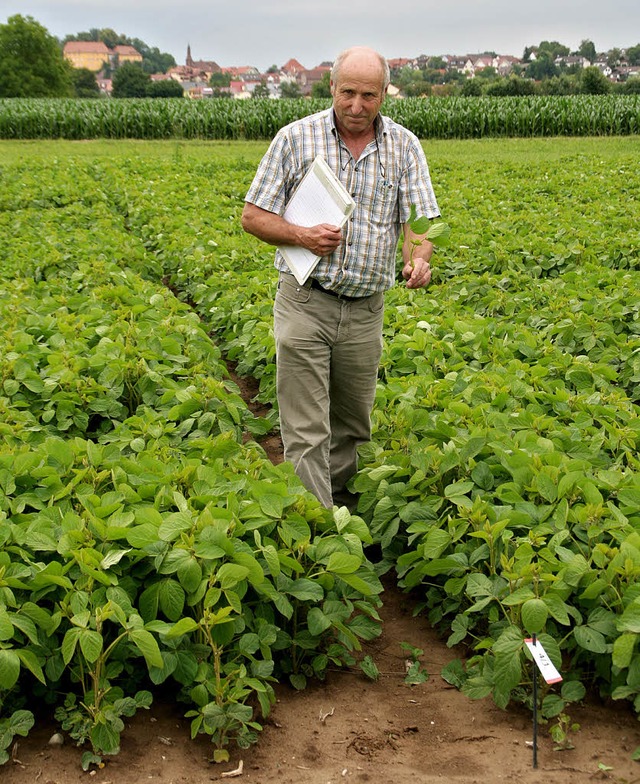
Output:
top-left (573, 625), bottom-right (607, 654)
top-left (425, 220), bottom-right (451, 247)
top-left (100, 549), bottom-right (131, 570)
top-left (79, 629), bottom-right (103, 663)
top-left (612, 633), bottom-right (636, 669)
top-left (521, 598), bottom-right (548, 634)
top-left (216, 563), bottom-right (250, 590)
top-left (360, 655), bottom-right (380, 681)
top-left (9, 709), bottom-right (35, 737)
top-left (90, 721), bottom-right (120, 756)
top-left (177, 556), bottom-right (202, 594)
top-left (290, 673), bottom-right (307, 690)
top-left (307, 607), bottom-right (332, 636)
top-left (0, 649), bottom-right (20, 689)
top-left (535, 473), bottom-right (557, 503)
top-left (165, 617), bottom-right (199, 639)
top-left (129, 629), bottom-right (163, 669)
top-left (158, 579), bottom-right (185, 621)
top-left (404, 660), bottom-right (429, 685)
top-left (617, 600), bottom-right (640, 634)
top-left (337, 570), bottom-right (383, 596)
top-left (561, 680), bottom-right (586, 703)
top-left (16, 649), bottom-right (46, 685)
top-left (61, 626), bottom-right (82, 665)
top-left (444, 480), bottom-right (474, 498)
top-left (0, 608), bottom-right (13, 641)
top-left (541, 694), bottom-right (565, 718)
top-left (325, 552), bottom-right (361, 575)
top-left (286, 578), bottom-right (324, 602)
top-left (81, 751), bottom-right (103, 771)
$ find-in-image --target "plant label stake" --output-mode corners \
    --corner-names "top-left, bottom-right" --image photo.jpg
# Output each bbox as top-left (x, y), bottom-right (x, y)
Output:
top-left (524, 635), bottom-right (563, 769)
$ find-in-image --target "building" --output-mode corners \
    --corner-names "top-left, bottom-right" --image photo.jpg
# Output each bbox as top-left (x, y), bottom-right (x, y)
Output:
top-left (63, 41), bottom-right (112, 72)
top-left (63, 41), bottom-right (142, 73)
top-left (113, 45), bottom-right (143, 66)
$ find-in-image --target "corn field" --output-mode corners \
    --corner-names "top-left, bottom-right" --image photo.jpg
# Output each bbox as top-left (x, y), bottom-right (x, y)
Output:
top-left (1, 95), bottom-right (639, 140)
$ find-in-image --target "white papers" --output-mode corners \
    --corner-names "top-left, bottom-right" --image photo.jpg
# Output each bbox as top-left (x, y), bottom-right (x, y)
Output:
top-left (524, 638), bottom-right (563, 684)
top-left (278, 156), bottom-right (355, 285)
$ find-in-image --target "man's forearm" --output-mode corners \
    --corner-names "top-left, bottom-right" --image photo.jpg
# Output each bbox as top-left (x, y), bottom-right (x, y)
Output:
top-left (402, 225), bottom-right (434, 266)
top-left (241, 202), bottom-right (303, 247)
top-left (241, 202), bottom-right (343, 257)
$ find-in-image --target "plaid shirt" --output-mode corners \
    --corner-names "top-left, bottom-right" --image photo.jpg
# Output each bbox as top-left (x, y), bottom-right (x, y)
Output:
top-left (244, 108), bottom-right (440, 298)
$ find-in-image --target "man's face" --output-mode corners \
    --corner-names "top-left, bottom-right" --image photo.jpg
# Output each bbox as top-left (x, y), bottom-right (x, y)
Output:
top-left (331, 54), bottom-right (386, 137)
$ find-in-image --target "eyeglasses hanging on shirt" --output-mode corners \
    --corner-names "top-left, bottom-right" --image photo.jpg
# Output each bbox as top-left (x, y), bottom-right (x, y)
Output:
top-left (337, 135), bottom-right (395, 196)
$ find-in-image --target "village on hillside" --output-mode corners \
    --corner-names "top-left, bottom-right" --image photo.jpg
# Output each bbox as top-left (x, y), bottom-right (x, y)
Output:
top-left (62, 41), bottom-right (640, 98)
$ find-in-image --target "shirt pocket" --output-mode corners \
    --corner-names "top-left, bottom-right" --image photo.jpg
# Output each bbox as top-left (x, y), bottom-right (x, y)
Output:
top-left (368, 178), bottom-right (399, 227)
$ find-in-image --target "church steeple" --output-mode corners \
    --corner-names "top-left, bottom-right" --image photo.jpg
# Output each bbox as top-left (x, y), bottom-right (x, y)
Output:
top-left (186, 44), bottom-right (193, 68)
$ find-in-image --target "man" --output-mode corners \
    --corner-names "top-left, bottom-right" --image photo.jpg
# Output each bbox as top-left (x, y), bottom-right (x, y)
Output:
top-left (242, 46), bottom-right (440, 509)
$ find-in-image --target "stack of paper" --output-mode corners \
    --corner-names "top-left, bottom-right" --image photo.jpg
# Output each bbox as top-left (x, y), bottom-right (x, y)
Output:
top-left (278, 156), bottom-right (355, 285)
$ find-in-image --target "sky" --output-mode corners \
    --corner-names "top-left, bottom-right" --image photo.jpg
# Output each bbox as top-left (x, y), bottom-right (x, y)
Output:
top-left (3, 0), bottom-right (639, 71)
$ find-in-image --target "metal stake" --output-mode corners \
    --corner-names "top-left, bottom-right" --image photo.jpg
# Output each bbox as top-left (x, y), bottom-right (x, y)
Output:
top-left (532, 633), bottom-right (538, 769)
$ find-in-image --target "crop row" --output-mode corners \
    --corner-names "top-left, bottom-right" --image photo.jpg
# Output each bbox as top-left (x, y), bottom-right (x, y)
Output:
top-left (0, 95), bottom-right (639, 140)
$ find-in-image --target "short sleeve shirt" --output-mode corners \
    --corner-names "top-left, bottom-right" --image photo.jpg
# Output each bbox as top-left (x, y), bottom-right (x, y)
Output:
top-left (245, 108), bottom-right (440, 298)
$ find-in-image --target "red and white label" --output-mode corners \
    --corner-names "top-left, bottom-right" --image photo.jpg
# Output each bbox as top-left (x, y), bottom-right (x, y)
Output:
top-left (525, 638), bottom-right (563, 684)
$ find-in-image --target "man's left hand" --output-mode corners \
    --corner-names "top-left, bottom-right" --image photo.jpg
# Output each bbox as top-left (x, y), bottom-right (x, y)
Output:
top-left (402, 257), bottom-right (432, 289)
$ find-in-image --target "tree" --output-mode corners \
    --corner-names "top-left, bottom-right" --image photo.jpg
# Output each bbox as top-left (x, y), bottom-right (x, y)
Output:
top-left (606, 48), bottom-right (622, 68)
top-left (525, 53), bottom-right (559, 80)
top-left (474, 66), bottom-right (498, 81)
top-left (209, 72), bottom-right (231, 87)
top-left (577, 39), bottom-right (597, 63)
top-left (396, 66), bottom-right (430, 97)
top-left (627, 44), bottom-right (640, 66)
top-left (111, 61), bottom-right (150, 97)
top-left (280, 80), bottom-right (302, 99)
top-left (486, 76), bottom-right (536, 96)
top-left (461, 78), bottom-right (483, 96)
top-left (311, 72), bottom-right (331, 98)
top-left (427, 56), bottom-right (446, 70)
top-left (539, 74), bottom-right (577, 95)
top-left (71, 67), bottom-right (101, 97)
top-left (618, 76), bottom-right (640, 94)
top-left (146, 79), bottom-right (184, 97)
top-left (252, 82), bottom-right (270, 98)
top-left (580, 66), bottom-right (611, 94)
top-left (537, 40), bottom-right (570, 59)
top-left (0, 14), bottom-right (73, 97)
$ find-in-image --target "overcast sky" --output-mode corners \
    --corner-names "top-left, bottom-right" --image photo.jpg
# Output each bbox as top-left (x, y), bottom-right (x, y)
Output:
top-left (3, 0), bottom-right (639, 71)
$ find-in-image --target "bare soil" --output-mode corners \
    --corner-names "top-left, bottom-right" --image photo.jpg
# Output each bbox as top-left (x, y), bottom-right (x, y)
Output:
top-left (6, 373), bottom-right (640, 784)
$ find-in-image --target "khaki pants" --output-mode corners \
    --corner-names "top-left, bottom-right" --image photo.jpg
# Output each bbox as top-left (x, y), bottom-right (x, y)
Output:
top-left (274, 272), bottom-right (384, 508)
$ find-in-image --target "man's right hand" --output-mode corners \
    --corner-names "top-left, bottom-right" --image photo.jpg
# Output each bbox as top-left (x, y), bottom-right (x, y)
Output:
top-left (299, 223), bottom-right (342, 256)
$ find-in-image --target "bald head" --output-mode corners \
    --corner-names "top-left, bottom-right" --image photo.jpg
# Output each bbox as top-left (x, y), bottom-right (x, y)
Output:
top-left (331, 47), bottom-right (390, 92)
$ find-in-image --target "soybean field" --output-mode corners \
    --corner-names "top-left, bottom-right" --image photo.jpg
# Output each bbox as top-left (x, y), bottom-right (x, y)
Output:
top-left (0, 135), bottom-right (639, 772)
